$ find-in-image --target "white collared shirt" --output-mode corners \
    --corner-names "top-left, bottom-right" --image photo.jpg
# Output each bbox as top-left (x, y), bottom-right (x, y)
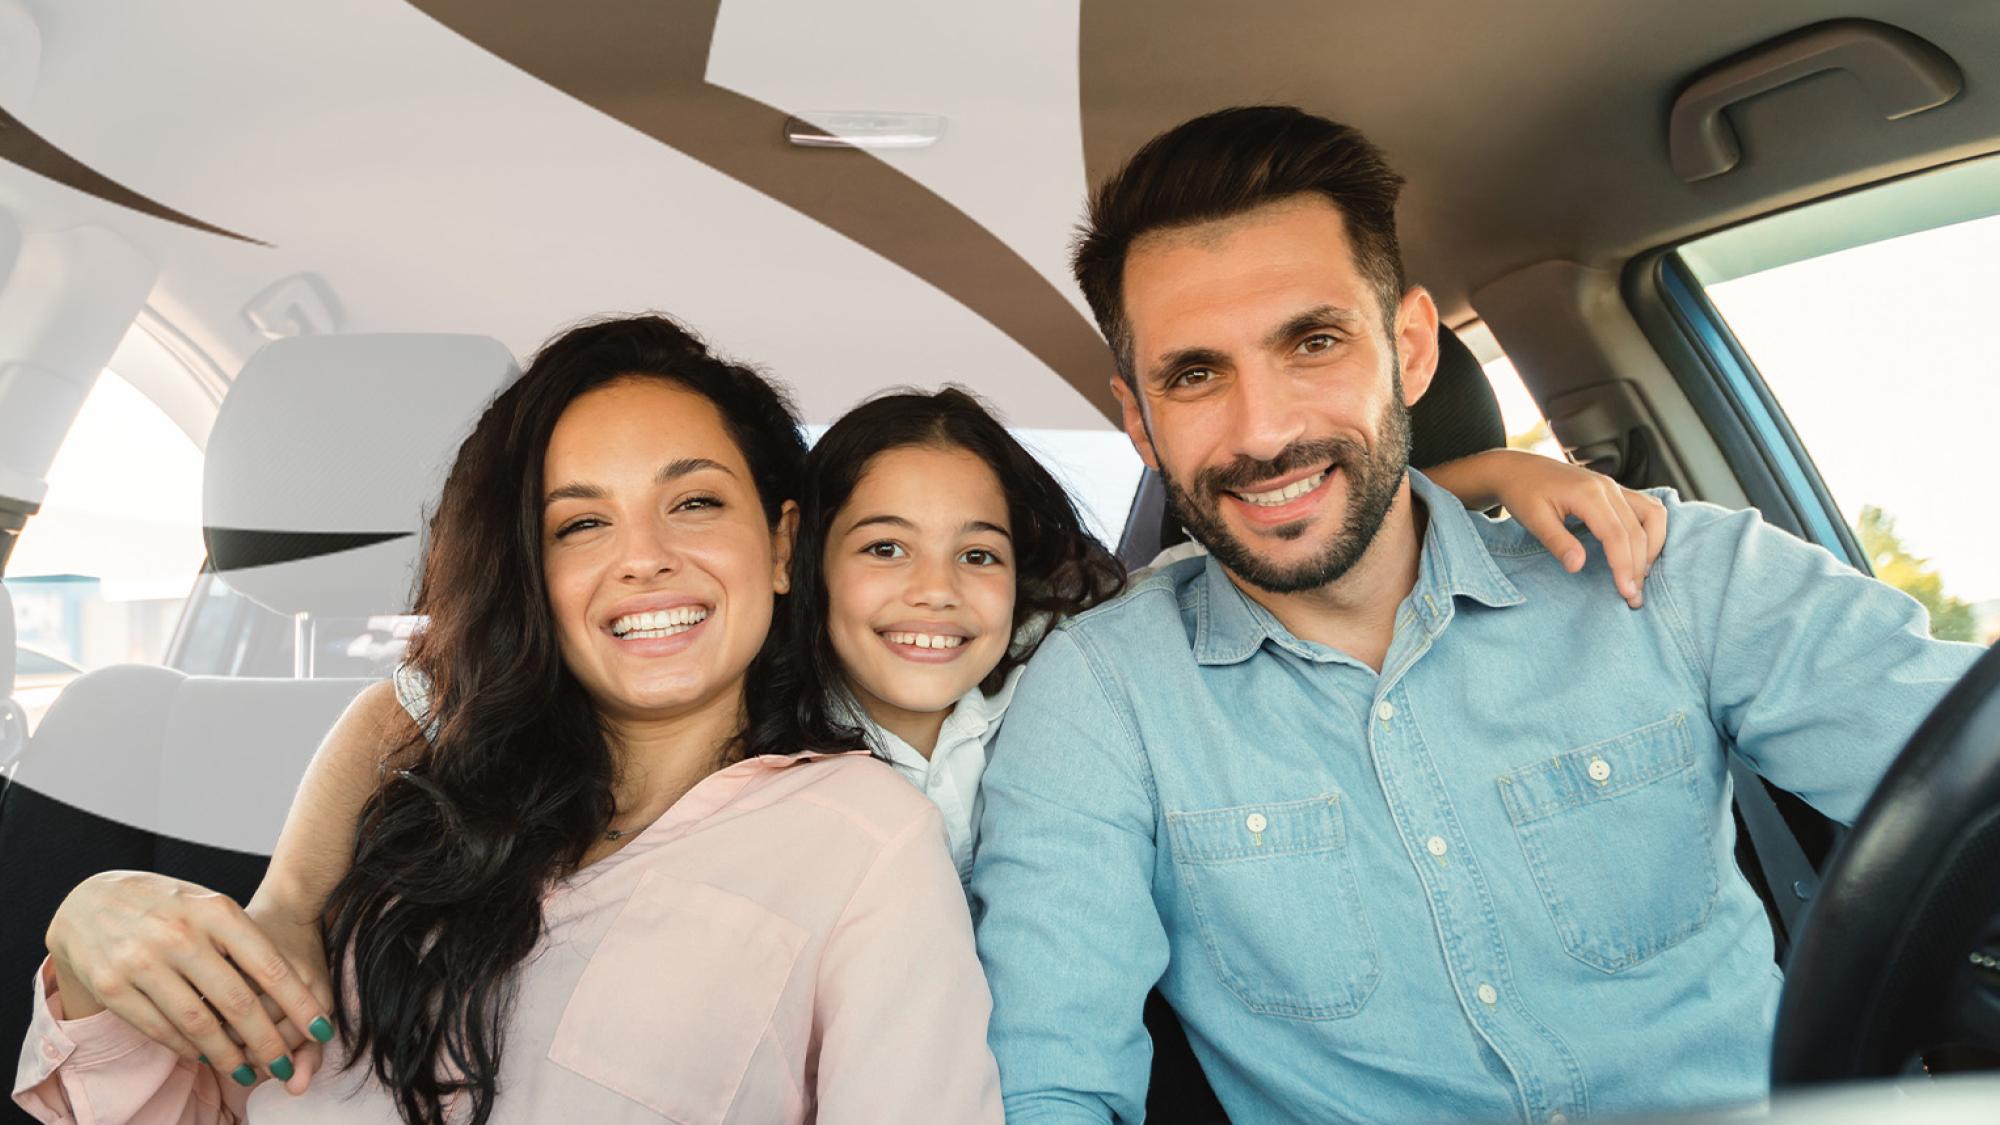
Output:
top-left (845, 666), bottom-right (1023, 885)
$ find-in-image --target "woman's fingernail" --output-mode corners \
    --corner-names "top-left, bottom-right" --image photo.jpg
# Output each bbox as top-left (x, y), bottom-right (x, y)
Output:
top-left (308, 1017), bottom-right (333, 1043)
top-left (197, 1055), bottom-right (209, 1065)
top-left (270, 1055), bottom-right (295, 1081)
top-left (232, 1064), bottom-right (257, 1087)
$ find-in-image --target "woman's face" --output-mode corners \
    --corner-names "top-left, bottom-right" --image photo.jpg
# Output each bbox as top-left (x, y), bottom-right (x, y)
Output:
top-left (824, 444), bottom-right (1016, 732)
top-left (541, 377), bottom-right (794, 727)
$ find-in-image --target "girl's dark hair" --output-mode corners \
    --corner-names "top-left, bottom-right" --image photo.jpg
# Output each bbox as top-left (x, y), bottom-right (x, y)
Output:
top-left (322, 314), bottom-right (842, 1125)
top-left (776, 386), bottom-right (1125, 752)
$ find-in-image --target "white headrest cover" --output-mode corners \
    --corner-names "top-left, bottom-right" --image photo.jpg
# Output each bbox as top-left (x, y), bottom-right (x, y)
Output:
top-left (202, 334), bottom-right (517, 617)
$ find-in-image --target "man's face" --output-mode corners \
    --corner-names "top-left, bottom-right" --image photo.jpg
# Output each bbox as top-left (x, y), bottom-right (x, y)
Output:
top-left (1111, 194), bottom-right (1439, 594)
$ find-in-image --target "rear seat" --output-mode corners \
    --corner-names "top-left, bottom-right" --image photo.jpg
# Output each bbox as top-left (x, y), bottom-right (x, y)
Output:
top-left (0, 333), bottom-right (515, 1085)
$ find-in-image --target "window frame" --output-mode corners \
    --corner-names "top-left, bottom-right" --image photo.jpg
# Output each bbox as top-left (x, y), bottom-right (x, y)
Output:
top-left (1619, 154), bottom-right (2000, 570)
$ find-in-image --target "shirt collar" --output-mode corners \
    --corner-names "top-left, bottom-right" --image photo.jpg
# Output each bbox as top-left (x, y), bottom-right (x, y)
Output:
top-left (1191, 468), bottom-right (1524, 666)
top-left (840, 664), bottom-right (1024, 772)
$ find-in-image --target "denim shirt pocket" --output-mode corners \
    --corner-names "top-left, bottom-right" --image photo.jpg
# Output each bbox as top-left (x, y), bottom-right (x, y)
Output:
top-left (1497, 712), bottom-right (1718, 973)
top-left (1166, 793), bottom-right (1381, 1020)
top-left (548, 871), bottom-right (809, 1122)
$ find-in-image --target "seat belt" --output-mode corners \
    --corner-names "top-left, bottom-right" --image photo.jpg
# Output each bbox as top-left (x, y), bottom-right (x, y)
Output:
top-left (1730, 756), bottom-right (1822, 954)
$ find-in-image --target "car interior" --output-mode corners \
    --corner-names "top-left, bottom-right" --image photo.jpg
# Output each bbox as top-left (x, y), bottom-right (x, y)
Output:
top-left (1, 2), bottom-right (1997, 1121)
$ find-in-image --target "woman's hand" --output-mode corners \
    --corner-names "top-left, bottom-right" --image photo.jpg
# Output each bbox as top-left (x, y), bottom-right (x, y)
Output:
top-left (1426, 449), bottom-right (1666, 608)
top-left (45, 870), bottom-right (334, 1094)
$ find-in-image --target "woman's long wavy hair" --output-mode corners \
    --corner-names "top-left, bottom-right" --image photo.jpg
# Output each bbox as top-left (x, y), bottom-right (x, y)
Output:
top-left (322, 315), bottom-right (843, 1125)
top-left (775, 387), bottom-right (1126, 752)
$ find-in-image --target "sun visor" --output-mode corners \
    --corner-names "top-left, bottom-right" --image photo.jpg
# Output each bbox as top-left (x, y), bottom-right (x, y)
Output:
top-left (201, 334), bottom-right (517, 618)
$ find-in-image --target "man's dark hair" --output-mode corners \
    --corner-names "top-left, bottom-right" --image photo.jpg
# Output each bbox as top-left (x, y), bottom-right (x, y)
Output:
top-left (1072, 105), bottom-right (1408, 384)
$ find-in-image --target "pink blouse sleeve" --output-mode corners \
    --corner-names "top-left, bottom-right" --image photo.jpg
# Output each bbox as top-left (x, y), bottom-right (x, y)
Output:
top-left (14, 959), bottom-right (251, 1125)
top-left (810, 807), bottom-right (1003, 1124)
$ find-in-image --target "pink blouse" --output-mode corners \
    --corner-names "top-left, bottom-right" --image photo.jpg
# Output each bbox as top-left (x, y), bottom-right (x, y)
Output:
top-left (15, 752), bottom-right (1001, 1124)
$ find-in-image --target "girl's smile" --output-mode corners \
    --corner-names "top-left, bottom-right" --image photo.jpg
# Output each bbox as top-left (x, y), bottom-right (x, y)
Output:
top-left (824, 444), bottom-right (1016, 755)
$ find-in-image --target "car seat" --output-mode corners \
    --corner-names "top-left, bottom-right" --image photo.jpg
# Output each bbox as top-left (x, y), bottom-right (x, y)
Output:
top-left (0, 334), bottom-right (514, 1103)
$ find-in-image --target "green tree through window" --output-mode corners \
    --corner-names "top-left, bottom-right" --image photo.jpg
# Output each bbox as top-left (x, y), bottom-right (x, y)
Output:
top-left (1857, 505), bottom-right (1976, 643)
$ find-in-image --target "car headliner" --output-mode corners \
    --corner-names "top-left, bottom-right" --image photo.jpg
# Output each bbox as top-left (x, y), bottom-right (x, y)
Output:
top-left (0, 0), bottom-right (1994, 430)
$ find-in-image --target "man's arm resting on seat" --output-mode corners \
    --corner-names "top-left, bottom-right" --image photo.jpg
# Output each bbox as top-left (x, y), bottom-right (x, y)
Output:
top-left (1650, 493), bottom-right (1984, 821)
top-left (971, 629), bottom-right (1169, 1125)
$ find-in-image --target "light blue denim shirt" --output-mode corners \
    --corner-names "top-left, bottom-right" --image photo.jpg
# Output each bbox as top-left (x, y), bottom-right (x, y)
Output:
top-left (970, 471), bottom-right (1981, 1124)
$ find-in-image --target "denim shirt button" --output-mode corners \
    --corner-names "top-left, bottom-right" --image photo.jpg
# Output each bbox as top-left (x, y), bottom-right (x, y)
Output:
top-left (1376, 701), bottom-right (1396, 722)
top-left (1476, 983), bottom-right (1499, 1006)
top-left (1245, 813), bottom-right (1268, 833)
top-left (1425, 835), bottom-right (1448, 857)
top-left (1588, 756), bottom-right (1612, 783)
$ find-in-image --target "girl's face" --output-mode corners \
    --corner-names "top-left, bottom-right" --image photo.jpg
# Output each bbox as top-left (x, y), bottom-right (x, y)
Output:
top-left (540, 377), bottom-right (795, 727)
top-left (824, 444), bottom-right (1016, 738)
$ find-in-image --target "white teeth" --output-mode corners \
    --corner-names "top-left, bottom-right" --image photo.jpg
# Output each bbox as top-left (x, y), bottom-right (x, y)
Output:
top-left (610, 607), bottom-right (709, 637)
top-left (1238, 470), bottom-right (1327, 507)
top-left (883, 631), bottom-right (965, 650)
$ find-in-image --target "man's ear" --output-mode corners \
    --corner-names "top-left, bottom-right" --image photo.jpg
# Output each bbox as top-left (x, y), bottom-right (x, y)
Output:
top-left (1394, 286), bottom-right (1441, 407)
top-left (1109, 375), bottom-right (1161, 472)
top-left (771, 500), bottom-right (800, 595)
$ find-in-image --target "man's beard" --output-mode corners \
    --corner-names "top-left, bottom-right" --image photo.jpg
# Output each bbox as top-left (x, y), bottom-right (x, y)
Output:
top-left (1159, 376), bottom-right (1412, 596)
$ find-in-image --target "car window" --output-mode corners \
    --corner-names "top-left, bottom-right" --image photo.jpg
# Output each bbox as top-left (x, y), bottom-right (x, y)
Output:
top-left (1679, 157), bottom-right (2000, 645)
top-left (1011, 429), bottom-right (1146, 548)
top-left (4, 371), bottom-right (206, 673)
top-left (800, 425), bottom-right (1144, 551)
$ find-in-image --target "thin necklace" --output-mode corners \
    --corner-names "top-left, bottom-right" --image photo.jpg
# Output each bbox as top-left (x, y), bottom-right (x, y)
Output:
top-left (603, 826), bottom-right (633, 841)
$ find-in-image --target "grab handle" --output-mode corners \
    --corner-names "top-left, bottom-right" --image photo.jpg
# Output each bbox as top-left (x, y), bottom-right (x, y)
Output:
top-left (1670, 19), bottom-right (1961, 183)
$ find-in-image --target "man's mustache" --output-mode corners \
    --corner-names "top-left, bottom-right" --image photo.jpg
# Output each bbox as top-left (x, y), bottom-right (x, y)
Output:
top-left (1195, 438), bottom-right (1365, 497)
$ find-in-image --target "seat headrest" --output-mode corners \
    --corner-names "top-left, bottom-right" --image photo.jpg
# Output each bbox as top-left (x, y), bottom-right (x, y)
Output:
top-left (203, 335), bottom-right (518, 618)
top-left (1408, 325), bottom-right (1506, 470)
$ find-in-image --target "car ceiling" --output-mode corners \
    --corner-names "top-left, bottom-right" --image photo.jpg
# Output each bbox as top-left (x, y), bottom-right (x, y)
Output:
top-left (1, 0), bottom-right (1995, 431)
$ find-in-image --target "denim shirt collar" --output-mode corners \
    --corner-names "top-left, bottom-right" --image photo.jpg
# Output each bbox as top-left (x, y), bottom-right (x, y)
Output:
top-left (1192, 469), bottom-right (1525, 666)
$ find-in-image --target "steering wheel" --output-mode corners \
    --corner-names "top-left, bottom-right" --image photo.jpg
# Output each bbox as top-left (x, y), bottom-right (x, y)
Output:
top-left (1771, 640), bottom-right (2000, 1085)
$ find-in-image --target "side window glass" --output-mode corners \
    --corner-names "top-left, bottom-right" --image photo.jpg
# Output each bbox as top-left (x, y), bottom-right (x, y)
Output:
top-left (1683, 163), bottom-right (2000, 645)
top-left (801, 424), bottom-right (1145, 552)
top-left (1011, 429), bottom-right (1146, 548)
top-left (5, 372), bottom-right (206, 728)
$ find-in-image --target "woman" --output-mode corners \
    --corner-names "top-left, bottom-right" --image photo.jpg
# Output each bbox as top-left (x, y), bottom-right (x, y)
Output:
top-left (17, 316), bottom-right (1002, 1124)
top-left (28, 360), bottom-right (1663, 1113)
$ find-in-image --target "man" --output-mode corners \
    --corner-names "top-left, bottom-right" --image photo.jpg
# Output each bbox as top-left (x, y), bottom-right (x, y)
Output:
top-left (968, 105), bottom-right (1982, 1123)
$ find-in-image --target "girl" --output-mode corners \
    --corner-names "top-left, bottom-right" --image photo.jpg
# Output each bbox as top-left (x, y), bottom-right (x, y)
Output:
top-left (19, 317), bottom-right (1001, 1124)
top-left (28, 365), bottom-right (1662, 1115)
top-left (778, 388), bottom-right (1125, 883)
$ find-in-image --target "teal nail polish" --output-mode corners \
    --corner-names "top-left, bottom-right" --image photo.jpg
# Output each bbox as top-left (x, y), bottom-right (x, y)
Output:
top-left (308, 1017), bottom-right (333, 1043)
top-left (231, 1064), bottom-right (256, 1087)
top-left (270, 1055), bottom-right (295, 1081)
top-left (197, 1055), bottom-right (209, 1065)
